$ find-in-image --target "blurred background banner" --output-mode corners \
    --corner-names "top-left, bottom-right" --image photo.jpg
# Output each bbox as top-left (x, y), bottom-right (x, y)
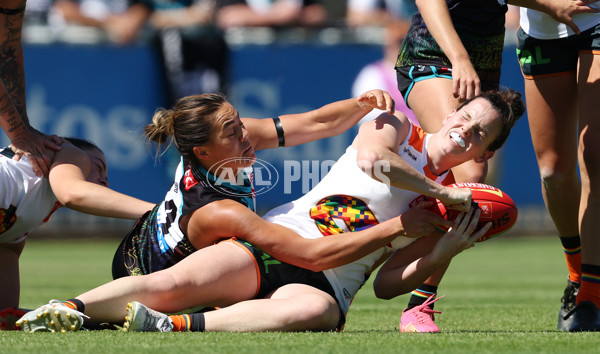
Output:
top-left (19, 43), bottom-right (171, 203)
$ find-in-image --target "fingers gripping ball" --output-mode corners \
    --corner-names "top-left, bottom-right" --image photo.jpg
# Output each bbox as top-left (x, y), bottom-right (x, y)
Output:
top-left (409, 183), bottom-right (518, 242)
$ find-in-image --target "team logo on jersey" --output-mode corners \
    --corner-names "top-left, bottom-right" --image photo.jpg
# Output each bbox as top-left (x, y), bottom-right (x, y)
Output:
top-left (183, 168), bottom-right (199, 191)
top-left (310, 195), bottom-right (379, 236)
top-left (0, 204), bottom-right (17, 234)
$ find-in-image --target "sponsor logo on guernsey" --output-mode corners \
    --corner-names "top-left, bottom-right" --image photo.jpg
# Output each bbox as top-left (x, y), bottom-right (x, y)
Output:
top-left (403, 147), bottom-right (417, 161)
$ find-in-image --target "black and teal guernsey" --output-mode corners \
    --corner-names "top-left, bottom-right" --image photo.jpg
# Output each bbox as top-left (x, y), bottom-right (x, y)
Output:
top-left (396, 0), bottom-right (508, 91)
top-left (120, 157), bottom-right (255, 276)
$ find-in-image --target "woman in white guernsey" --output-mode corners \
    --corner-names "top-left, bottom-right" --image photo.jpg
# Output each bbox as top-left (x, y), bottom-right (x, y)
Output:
top-left (0, 138), bottom-right (155, 314)
top-left (17, 88), bottom-right (524, 333)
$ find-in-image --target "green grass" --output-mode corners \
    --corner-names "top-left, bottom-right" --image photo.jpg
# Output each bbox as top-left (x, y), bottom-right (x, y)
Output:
top-left (2, 235), bottom-right (600, 353)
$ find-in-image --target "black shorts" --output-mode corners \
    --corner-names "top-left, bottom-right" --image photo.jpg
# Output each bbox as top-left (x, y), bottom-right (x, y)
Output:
top-left (112, 235), bottom-right (129, 279)
top-left (516, 24), bottom-right (600, 78)
top-left (112, 214), bottom-right (149, 279)
top-left (396, 64), bottom-right (453, 106)
top-left (396, 64), bottom-right (501, 108)
top-left (233, 239), bottom-right (346, 330)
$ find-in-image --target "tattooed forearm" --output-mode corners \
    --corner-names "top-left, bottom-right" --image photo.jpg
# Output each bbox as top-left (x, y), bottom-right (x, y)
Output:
top-left (0, 9), bottom-right (27, 123)
top-left (0, 93), bottom-right (25, 134)
top-left (6, 114), bottom-right (24, 133)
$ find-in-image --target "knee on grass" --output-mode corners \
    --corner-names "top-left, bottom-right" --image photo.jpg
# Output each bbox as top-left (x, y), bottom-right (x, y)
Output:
top-left (279, 295), bottom-right (340, 331)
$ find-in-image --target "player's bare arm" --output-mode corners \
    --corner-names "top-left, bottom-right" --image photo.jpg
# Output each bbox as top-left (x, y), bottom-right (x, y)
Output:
top-left (509, 0), bottom-right (600, 34)
top-left (416, 0), bottom-right (480, 100)
top-left (242, 89), bottom-right (395, 151)
top-left (0, 1), bottom-right (61, 176)
top-left (48, 143), bottom-right (154, 219)
top-left (373, 208), bottom-right (491, 299)
top-left (185, 199), bottom-right (449, 272)
top-left (354, 113), bottom-right (472, 211)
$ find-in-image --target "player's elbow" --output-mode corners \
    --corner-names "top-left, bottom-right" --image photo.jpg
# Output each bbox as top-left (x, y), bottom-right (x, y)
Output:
top-left (356, 150), bottom-right (381, 176)
top-left (55, 188), bottom-right (87, 209)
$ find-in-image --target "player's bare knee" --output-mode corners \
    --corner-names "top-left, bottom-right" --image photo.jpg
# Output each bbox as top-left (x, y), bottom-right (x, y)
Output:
top-left (373, 284), bottom-right (391, 300)
top-left (286, 295), bottom-right (338, 331)
top-left (540, 169), bottom-right (573, 192)
top-left (143, 272), bottom-right (183, 302)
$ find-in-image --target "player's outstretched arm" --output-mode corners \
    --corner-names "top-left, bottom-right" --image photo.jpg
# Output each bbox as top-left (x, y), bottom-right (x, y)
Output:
top-left (373, 208), bottom-right (491, 299)
top-left (48, 143), bottom-right (155, 219)
top-left (416, 0), bottom-right (480, 100)
top-left (355, 113), bottom-right (472, 212)
top-left (242, 89), bottom-right (395, 151)
top-left (185, 200), bottom-right (452, 272)
top-left (509, 0), bottom-right (600, 35)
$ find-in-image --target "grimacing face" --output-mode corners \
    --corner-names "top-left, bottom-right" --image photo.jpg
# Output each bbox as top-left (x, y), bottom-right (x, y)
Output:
top-left (439, 97), bottom-right (502, 161)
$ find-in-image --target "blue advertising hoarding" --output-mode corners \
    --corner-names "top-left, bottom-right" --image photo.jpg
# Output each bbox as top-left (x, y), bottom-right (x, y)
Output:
top-left (11, 43), bottom-right (174, 204)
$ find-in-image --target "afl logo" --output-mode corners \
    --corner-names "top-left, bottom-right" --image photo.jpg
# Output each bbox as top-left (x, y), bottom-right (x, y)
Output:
top-left (207, 158), bottom-right (279, 197)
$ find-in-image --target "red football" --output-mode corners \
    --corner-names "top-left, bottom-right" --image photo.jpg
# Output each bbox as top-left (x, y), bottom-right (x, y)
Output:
top-left (409, 183), bottom-right (518, 242)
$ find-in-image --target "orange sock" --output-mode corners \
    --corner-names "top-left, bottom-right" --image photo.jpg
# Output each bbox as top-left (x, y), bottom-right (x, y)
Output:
top-left (560, 236), bottom-right (581, 283)
top-left (577, 264), bottom-right (600, 308)
top-left (565, 252), bottom-right (582, 283)
top-left (61, 299), bottom-right (84, 312)
top-left (169, 314), bottom-right (191, 332)
top-left (61, 301), bottom-right (77, 310)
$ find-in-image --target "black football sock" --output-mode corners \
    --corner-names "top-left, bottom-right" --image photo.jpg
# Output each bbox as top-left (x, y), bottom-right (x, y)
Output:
top-left (62, 299), bottom-right (85, 313)
top-left (170, 313), bottom-right (206, 332)
top-left (406, 284), bottom-right (438, 310)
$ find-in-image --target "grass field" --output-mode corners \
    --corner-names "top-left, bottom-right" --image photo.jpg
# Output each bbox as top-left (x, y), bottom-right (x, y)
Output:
top-left (2, 234), bottom-right (600, 353)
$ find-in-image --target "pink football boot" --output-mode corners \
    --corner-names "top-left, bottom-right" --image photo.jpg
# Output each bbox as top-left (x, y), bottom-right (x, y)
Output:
top-left (399, 295), bottom-right (444, 333)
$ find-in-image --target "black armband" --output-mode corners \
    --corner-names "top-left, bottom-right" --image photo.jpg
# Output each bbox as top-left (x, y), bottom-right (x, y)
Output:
top-left (272, 117), bottom-right (285, 147)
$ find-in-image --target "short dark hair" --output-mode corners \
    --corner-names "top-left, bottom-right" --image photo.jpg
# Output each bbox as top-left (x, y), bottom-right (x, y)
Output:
top-left (64, 137), bottom-right (103, 154)
top-left (457, 88), bottom-right (525, 152)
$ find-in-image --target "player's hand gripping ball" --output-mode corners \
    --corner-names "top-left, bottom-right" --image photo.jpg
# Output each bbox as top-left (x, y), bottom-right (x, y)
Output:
top-left (409, 183), bottom-right (518, 242)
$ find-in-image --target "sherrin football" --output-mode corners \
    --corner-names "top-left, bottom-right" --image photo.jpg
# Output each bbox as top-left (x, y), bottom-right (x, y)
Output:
top-left (409, 182), bottom-right (518, 242)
